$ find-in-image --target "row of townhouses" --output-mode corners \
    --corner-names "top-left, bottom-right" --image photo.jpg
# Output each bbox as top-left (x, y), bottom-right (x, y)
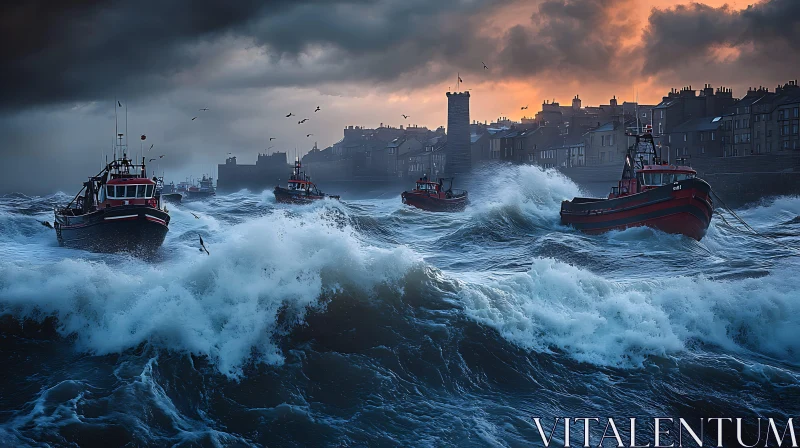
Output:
top-left (298, 80), bottom-right (800, 181)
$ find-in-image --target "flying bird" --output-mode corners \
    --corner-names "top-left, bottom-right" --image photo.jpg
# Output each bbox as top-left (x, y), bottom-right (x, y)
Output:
top-left (306, 134), bottom-right (313, 137)
top-left (402, 114), bottom-right (409, 119)
top-left (149, 144), bottom-right (154, 150)
top-left (267, 146), bottom-right (274, 151)
top-left (149, 158), bottom-right (156, 162)
top-left (458, 75), bottom-right (463, 83)
top-left (521, 105), bottom-right (528, 110)
top-left (199, 234), bottom-right (210, 255)
top-left (118, 101), bottom-right (122, 107)
top-left (482, 62), bottom-right (488, 70)
top-left (159, 155), bottom-right (165, 158)
top-left (298, 118), bottom-right (309, 124)
top-left (191, 212), bottom-right (200, 219)
top-left (286, 112), bottom-right (295, 118)
top-left (199, 108), bottom-right (209, 111)
top-left (191, 117), bottom-right (198, 121)
top-left (269, 137), bottom-right (276, 141)
top-left (314, 106), bottom-right (321, 112)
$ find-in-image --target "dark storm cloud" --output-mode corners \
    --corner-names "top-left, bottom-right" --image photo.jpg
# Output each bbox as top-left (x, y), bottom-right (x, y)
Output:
top-left (641, 0), bottom-right (800, 81)
top-left (1, 0), bottom-right (503, 110)
top-left (496, 0), bottom-right (636, 78)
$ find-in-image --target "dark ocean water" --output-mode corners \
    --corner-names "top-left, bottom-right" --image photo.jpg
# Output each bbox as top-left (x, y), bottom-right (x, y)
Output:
top-left (1, 165), bottom-right (799, 447)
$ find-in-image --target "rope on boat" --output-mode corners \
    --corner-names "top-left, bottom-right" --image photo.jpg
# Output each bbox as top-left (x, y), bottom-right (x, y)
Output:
top-left (711, 190), bottom-right (800, 256)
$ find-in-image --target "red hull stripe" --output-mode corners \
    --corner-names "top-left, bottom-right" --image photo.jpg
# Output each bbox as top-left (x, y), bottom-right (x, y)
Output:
top-left (145, 215), bottom-right (167, 226)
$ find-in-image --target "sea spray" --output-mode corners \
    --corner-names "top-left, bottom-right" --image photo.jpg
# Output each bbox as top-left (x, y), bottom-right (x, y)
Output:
top-left (0, 206), bottom-right (420, 378)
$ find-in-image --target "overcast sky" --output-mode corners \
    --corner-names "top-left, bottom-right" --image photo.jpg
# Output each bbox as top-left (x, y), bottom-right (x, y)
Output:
top-left (2, 0), bottom-right (798, 194)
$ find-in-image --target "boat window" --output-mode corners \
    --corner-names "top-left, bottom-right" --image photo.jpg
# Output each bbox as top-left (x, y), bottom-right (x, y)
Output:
top-left (674, 173), bottom-right (695, 181)
top-left (642, 173), bottom-right (662, 185)
top-left (146, 185), bottom-right (154, 197)
top-left (126, 185), bottom-right (137, 198)
top-left (137, 185), bottom-right (146, 198)
top-left (116, 185), bottom-right (126, 198)
top-left (662, 173), bottom-right (676, 184)
top-left (107, 186), bottom-right (115, 198)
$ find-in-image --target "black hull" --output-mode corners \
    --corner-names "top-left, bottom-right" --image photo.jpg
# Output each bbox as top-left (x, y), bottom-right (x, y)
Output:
top-left (184, 192), bottom-right (215, 201)
top-left (161, 193), bottom-right (182, 204)
top-left (54, 206), bottom-right (170, 253)
top-left (273, 187), bottom-right (339, 204)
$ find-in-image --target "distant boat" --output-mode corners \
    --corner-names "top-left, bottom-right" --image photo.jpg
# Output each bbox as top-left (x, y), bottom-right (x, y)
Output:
top-left (155, 176), bottom-right (182, 204)
top-left (401, 176), bottom-right (468, 212)
top-left (54, 152), bottom-right (170, 253)
top-left (560, 130), bottom-right (713, 240)
top-left (273, 159), bottom-right (339, 204)
top-left (182, 175), bottom-right (216, 201)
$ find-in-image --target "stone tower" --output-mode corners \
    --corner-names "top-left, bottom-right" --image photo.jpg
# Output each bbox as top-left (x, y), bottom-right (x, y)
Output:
top-left (446, 91), bottom-right (471, 175)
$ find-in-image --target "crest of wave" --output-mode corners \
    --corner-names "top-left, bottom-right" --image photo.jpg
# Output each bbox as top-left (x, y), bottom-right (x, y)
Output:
top-left (460, 257), bottom-right (800, 368)
top-left (467, 164), bottom-right (583, 224)
top-left (0, 207), bottom-right (419, 378)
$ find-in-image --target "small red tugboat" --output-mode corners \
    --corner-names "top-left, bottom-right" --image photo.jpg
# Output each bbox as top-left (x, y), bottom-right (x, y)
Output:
top-left (273, 159), bottom-right (340, 204)
top-left (560, 130), bottom-right (713, 240)
top-left (401, 176), bottom-right (468, 212)
top-left (54, 149), bottom-right (170, 253)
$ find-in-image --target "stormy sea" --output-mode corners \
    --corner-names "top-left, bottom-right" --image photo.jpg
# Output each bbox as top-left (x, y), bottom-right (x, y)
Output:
top-left (1, 165), bottom-right (798, 447)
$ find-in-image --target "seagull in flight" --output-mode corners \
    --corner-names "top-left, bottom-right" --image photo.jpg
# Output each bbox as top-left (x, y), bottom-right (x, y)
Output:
top-left (149, 144), bottom-right (154, 150)
top-left (286, 112), bottom-right (295, 118)
top-left (267, 146), bottom-right (274, 150)
top-left (482, 62), bottom-right (489, 70)
top-left (269, 137), bottom-right (276, 141)
top-left (159, 155), bottom-right (165, 158)
top-left (148, 158), bottom-right (156, 162)
top-left (199, 234), bottom-right (210, 255)
top-left (314, 106), bottom-right (321, 112)
top-left (521, 105), bottom-right (528, 110)
top-left (402, 114), bottom-right (409, 119)
top-left (298, 118), bottom-right (309, 124)
top-left (118, 101), bottom-right (122, 107)
top-left (191, 117), bottom-right (198, 121)
top-left (191, 212), bottom-right (200, 219)
top-left (306, 133), bottom-right (313, 137)
top-left (199, 108), bottom-right (209, 111)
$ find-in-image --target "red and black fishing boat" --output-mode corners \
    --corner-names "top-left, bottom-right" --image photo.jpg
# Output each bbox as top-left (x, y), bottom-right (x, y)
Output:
top-left (54, 143), bottom-right (170, 253)
top-left (401, 176), bottom-right (468, 212)
top-left (273, 159), bottom-right (340, 204)
top-left (560, 129), bottom-right (713, 240)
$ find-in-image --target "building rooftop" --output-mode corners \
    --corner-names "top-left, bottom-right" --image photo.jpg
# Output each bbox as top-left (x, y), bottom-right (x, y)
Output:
top-left (671, 116), bottom-right (724, 133)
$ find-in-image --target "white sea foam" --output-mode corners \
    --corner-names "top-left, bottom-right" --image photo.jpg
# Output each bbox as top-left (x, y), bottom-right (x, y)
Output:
top-left (0, 206), bottom-right (419, 378)
top-left (460, 256), bottom-right (800, 368)
top-left (468, 164), bottom-right (583, 225)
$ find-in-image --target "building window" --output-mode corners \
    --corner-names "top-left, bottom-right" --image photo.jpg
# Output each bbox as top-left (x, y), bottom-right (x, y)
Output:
top-left (711, 132), bottom-right (715, 141)
top-left (528, 153), bottom-right (533, 162)
top-left (793, 123), bottom-right (799, 135)
top-left (658, 123), bottom-right (663, 135)
top-left (743, 118), bottom-right (749, 127)
top-left (660, 110), bottom-right (664, 119)
top-left (756, 143), bottom-right (761, 153)
top-left (699, 132), bottom-right (705, 142)
top-left (608, 134), bottom-right (614, 146)
top-left (767, 142), bottom-right (772, 152)
top-left (795, 107), bottom-right (799, 118)
top-left (601, 135), bottom-right (605, 146)
top-left (782, 124), bottom-right (790, 136)
top-left (683, 133), bottom-right (687, 142)
top-left (735, 120), bottom-right (740, 129)
top-left (700, 146), bottom-right (705, 154)
top-left (782, 140), bottom-right (789, 150)
top-left (668, 135), bottom-right (671, 144)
